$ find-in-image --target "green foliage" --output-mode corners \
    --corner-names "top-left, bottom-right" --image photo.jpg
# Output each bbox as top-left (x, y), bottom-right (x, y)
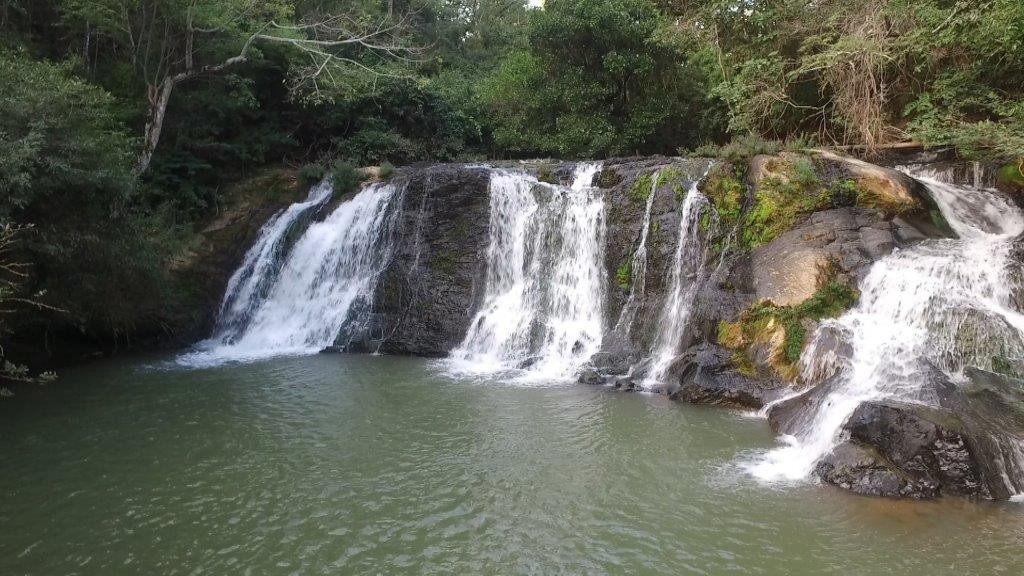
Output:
top-left (616, 259), bottom-right (632, 291)
top-left (630, 172), bottom-right (656, 203)
top-left (298, 164), bottom-right (326, 186)
top-left (703, 168), bottom-right (745, 232)
top-left (330, 160), bottom-right (362, 195)
top-left (479, 0), bottom-right (726, 157)
top-left (0, 50), bottom-right (181, 341)
top-left (741, 157), bottom-right (840, 248)
top-left (378, 162), bottom-right (396, 181)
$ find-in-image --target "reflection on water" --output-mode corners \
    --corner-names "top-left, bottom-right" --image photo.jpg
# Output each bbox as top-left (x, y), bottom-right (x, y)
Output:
top-left (1, 354), bottom-right (1022, 575)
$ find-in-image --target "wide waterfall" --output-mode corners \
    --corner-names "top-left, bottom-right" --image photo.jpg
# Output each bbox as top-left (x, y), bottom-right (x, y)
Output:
top-left (749, 172), bottom-right (1024, 487)
top-left (638, 176), bottom-right (711, 390)
top-left (179, 182), bottom-right (400, 366)
top-left (449, 163), bottom-right (606, 381)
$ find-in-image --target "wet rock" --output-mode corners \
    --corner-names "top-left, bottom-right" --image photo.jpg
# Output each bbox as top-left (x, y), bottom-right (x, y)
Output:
top-left (815, 441), bottom-right (939, 499)
top-left (798, 367), bottom-right (1024, 501)
top-left (372, 165), bottom-right (493, 356)
top-left (839, 400), bottom-right (990, 498)
top-left (671, 344), bottom-right (785, 409)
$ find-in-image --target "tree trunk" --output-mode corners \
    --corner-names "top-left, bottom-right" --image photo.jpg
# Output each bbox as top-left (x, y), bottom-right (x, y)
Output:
top-left (136, 76), bottom-right (176, 176)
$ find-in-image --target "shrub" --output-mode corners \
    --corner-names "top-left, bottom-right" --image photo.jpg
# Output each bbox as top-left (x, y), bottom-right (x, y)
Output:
top-left (331, 160), bottom-right (362, 194)
top-left (297, 163), bottom-right (325, 186)
top-left (378, 161), bottom-right (395, 180)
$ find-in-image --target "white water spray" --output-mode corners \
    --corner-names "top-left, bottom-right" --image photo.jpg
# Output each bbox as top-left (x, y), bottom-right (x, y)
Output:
top-left (639, 177), bottom-right (712, 390)
top-left (449, 163), bottom-right (606, 382)
top-left (749, 172), bottom-right (1024, 485)
top-left (214, 181), bottom-right (334, 341)
top-left (179, 183), bottom-right (399, 366)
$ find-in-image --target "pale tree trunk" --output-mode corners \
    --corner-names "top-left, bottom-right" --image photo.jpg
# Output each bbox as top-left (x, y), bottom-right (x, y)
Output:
top-left (137, 75), bottom-right (177, 175)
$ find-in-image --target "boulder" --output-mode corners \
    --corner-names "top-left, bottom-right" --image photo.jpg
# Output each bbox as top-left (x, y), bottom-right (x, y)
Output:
top-left (750, 208), bottom-right (894, 306)
top-left (815, 441), bottom-right (940, 499)
top-left (670, 344), bottom-right (786, 409)
top-left (787, 366), bottom-right (1024, 500)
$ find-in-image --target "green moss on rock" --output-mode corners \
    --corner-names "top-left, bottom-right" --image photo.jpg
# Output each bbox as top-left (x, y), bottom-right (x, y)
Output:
top-left (718, 276), bottom-right (860, 378)
top-left (616, 259), bottom-right (632, 291)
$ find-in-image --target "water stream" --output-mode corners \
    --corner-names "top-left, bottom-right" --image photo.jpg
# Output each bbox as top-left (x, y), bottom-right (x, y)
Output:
top-left (448, 163), bottom-right (606, 381)
top-left (639, 176), bottom-right (711, 390)
top-left (612, 171), bottom-right (659, 337)
top-left (749, 172), bottom-right (1024, 485)
top-left (179, 183), bottom-right (400, 367)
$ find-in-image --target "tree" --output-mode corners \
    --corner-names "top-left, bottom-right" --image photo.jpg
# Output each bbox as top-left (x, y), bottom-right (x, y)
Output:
top-left (480, 0), bottom-right (724, 157)
top-left (58, 0), bottom-right (422, 174)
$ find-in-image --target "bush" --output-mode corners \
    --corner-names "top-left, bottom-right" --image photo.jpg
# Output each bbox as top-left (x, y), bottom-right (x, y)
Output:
top-left (297, 163), bottom-right (326, 186)
top-left (330, 160), bottom-right (362, 194)
top-left (378, 161), bottom-right (395, 180)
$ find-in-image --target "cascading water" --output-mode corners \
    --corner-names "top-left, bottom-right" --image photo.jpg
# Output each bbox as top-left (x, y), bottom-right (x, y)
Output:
top-left (179, 182), bottom-right (400, 366)
top-left (214, 181), bottom-right (334, 342)
top-left (638, 175), bottom-right (711, 391)
top-left (612, 172), bottom-right (659, 337)
top-left (449, 163), bottom-right (606, 382)
top-left (749, 171), bottom-right (1024, 487)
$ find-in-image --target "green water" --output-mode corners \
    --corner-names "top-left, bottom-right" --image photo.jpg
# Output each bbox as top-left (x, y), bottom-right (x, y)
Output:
top-left (2, 354), bottom-right (1023, 575)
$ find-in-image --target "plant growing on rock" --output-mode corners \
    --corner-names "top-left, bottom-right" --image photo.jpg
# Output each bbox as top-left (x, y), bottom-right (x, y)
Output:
top-left (718, 276), bottom-right (860, 379)
top-left (331, 161), bottom-right (362, 195)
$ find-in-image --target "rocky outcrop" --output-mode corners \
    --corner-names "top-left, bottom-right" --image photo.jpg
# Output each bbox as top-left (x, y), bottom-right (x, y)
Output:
top-left (749, 207), bottom-right (895, 307)
top-left (368, 165), bottom-right (493, 356)
top-left (669, 343), bottom-right (784, 409)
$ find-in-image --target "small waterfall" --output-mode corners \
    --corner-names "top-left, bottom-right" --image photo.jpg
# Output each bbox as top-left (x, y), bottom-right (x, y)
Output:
top-left (612, 172), bottom-right (659, 337)
top-left (449, 163), bottom-right (606, 381)
top-left (215, 181), bottom-right (334, 341)
top-left (749, 172), bottom-right (1024, 487)
top-left (638, 178), bottom-right (711, 390)
top-left (179, 182), bottom-right (400, 366)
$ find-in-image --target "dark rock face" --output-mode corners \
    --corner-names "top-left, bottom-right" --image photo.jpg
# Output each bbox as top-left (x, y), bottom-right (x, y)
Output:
top-left (669, 344), bottom-right (784, 409)
top-left (591, 157), bottom-right (715, 375)
top-left (369, 165), bottom-right (493, 357)
top-left (840, 400), bottom-right (989, 498)
top-left (814, 441), bottom-right (940, 499)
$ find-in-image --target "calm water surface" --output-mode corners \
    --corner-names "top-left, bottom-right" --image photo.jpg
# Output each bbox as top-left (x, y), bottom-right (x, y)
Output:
top-left (2, 354), bottom-right (1022, 575)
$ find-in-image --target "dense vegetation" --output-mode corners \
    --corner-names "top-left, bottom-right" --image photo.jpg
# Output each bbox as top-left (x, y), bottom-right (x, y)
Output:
top-left (1, 0), bottom-right (1022, 381)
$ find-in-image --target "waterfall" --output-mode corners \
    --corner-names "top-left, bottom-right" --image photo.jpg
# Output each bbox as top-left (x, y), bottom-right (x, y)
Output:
top-left (214, 181), bottom-right (334, 342)
top-left (748, 172), bottom-right (1024, 485)
top-left (638, 178), bottom-right (711, 390)
top-left (612, 172), bottom-right (659, 337)
top-left (449, 163), bottom-right (606, 382)
top-left (179, 182), bottom-right (400, 366)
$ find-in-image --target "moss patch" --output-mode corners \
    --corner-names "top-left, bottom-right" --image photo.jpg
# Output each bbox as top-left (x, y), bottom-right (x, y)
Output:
top-left (718, 277), bottom-right (860, 378)
top-left (630, 172), bottom-right (655, 203)
top-left (598, 168), bottom-right (623, 188)
top-left (616, 259), bottom-right (632, 291)
top-left (428, 250), bottom-right (458, 276)
top-left (537, 165), bottom-right (557, 184)
top-left (997, 162), bottom-right (1024, 192)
